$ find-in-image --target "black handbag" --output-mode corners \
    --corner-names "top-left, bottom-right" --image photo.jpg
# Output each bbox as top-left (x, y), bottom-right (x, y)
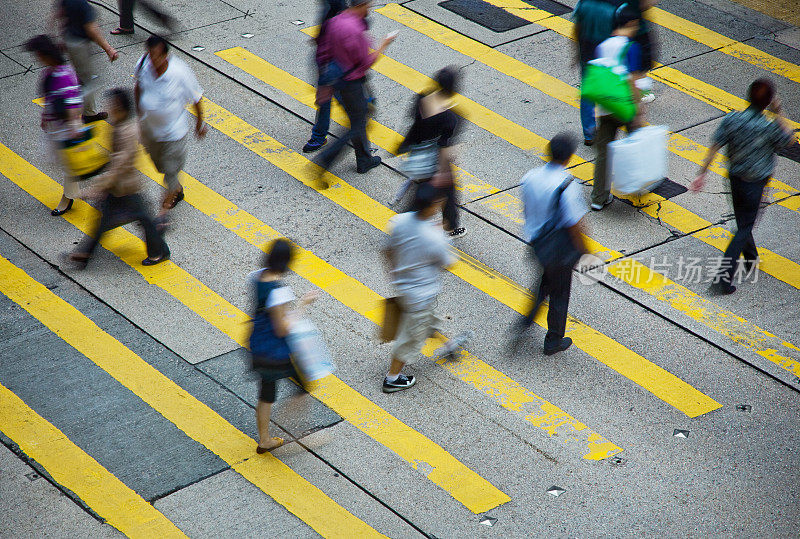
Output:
top-left (531, 178), bottom-right (584, 268)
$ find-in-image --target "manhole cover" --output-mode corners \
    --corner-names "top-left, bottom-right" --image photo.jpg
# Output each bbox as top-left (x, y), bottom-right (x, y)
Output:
top-left (651, 178), bottom-right (687, 199)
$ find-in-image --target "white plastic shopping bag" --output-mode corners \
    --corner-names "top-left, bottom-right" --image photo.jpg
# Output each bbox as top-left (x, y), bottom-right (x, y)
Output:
top-left (287, 318), bottom-right (336, 383)
top-left (609, 125), bottom-right (668, 195)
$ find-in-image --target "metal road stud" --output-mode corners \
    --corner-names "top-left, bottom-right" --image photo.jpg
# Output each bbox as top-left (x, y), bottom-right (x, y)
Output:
top-left (479, 516), bottom-right (497, 527)
top-left (547, 486), bottom-right (566, 497)
top-left (673, 429), bottom-right (690, 439)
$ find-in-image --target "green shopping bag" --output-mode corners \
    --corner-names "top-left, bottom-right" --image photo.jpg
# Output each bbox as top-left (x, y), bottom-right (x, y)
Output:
top-left (580, 63), bottom-right (636, 123)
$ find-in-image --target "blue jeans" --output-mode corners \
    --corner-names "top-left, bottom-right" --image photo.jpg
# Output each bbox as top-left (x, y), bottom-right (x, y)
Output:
top-left (309, 61), bottom-right (344, 144)
top-left (579, 65), bottom-right (596, 140)
top-left (580, 98), bottom-right (596, 141)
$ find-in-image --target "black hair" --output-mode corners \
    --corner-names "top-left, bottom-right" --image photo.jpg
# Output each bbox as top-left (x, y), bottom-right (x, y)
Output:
top-left (264, 239), bottom-right (293, 274)
top-left (410, 182), bottom-right (444, 213)
top-left (549, 132), bottom-right (577, 163)
top-left (748, 78), bottom-right (776, 112)
top-left (25, 34), bottom-right (65, 65)
top-left (435, 66), bottom-right (459, 96)
top-left (613, 3), bottom-right (640, 29)
top-left (106, 88), bottom-right (133, 120)
top-left (145, 34), bottom-right (169, 55)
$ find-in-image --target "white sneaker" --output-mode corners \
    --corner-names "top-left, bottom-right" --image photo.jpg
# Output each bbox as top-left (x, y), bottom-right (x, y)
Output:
top-left (640, 92), bottom-right (655, 104)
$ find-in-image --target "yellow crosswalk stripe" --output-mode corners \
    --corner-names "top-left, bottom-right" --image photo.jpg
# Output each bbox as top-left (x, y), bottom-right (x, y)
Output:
top-left (647, 7), bottom-right (800, 85)
top-left (0, 141), bottom-right (509, 514)
top-left (0, 209), bottom-right (383, 539)
top-left (194, 93), bottom-right (720, 418)
top-left (474, 0), bottom-right (800, 213)
top-left (0, 377), bottom-right (184, 537)
top-left (374, 4), bottom-right (800, 291)
top-left (85, 118), bottom-right (621, 461)
top-left (216, 52), bottom-right (800, 382)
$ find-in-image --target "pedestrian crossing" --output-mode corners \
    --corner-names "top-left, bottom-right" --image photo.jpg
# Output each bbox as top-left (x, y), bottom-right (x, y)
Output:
top-left (2, 1), bottom-right (800, 535)
top-left (216, 48), bottom-right (800, 381)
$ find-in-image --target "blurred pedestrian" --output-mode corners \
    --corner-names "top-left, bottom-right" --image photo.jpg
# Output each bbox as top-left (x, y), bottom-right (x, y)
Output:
top-left (26, 34), bottom-right (83, 216)
top-left (396, 67), bottom-right (465, 238)
top-left (631, 0), bottom-right (659, 103)
top-left (134, 35), bottom-right (206, 224)
top-left (303, 0), bottom-right (346, 153)
top-left (66, 88), bottom-right (169, 269)
top-left (111, 0), bottom-right (177, 35)
top-left (572, 0), bottom-right (618, 146)
top-left (52, 0), bottom-right (118, 123)
top-left (314, 0), bottom-right (396, 182)
top-left (512, 133), bottom-right (586, 355)
top-left (249, 240), bottom-right (319, 452)
top-left (590, 5), bottom-right (644, 211)
top-left (691, 79), bottom-right (792, 294)
top-left (382, 184), bottom-right (455, 393)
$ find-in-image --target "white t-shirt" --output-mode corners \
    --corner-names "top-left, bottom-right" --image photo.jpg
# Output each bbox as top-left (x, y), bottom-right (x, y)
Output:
top-left (136, 54), bottom-right (203, 141)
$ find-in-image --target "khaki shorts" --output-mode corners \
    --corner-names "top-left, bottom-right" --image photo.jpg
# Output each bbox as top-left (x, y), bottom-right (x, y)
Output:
top-left (391, 304), bottom-right (440, 365)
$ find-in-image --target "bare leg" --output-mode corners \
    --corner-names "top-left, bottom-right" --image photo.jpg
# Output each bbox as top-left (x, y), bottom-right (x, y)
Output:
top-left (255, 400), bottom-right (283, 451)
top-left (388, 358), bottom-right (404, 376)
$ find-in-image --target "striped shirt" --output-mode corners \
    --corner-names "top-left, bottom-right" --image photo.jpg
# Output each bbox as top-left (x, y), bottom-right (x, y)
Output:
top-left (41, 64), bottom-right (82, 123)
top-left (712, 107), bottom-right (792, 181)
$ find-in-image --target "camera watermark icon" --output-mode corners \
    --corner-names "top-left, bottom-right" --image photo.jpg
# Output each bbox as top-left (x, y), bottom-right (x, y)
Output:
top-left (576, 254), bottom-right (609, 285)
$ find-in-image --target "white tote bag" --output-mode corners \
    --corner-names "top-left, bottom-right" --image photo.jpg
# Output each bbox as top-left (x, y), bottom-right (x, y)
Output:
top-left (287, 318), bottom-right (336, 383)
top-left (608, 125), bottom-right (668, 195)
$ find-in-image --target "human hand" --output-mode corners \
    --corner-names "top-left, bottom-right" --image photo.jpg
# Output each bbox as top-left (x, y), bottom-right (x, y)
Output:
top-left (689, 172), bottom-right (706, 193)
top-left (300, 290), bottom-right (320, 306)
top-left (107, 48), bottom-right (119, 62)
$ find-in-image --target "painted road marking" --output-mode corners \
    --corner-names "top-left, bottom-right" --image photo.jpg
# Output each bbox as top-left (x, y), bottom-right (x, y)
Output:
top-left (0, 378), bottom-right (184, 538)
top-left (0, 255), bottom-right (383, 538)
top-left (194, 96), bottom-right (720, 418)
top-left (85, 118), bottom-right (621, 461)
top-left (218, 48), bottom-right (800, 385)
top-left (375, 4), bottom-right (800, 291)
top-left (474, 0), bottom-right (800, 213)
top-left (0, 142), bottom-right (509, 514)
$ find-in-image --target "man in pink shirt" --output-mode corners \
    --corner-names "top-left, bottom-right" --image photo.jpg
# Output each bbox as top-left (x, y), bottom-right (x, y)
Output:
top-left (315, 0), bottom-right (395, 181)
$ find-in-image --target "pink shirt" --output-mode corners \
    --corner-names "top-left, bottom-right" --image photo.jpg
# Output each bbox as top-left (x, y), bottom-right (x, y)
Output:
top-left (317, 10), bottom-right (378, 81)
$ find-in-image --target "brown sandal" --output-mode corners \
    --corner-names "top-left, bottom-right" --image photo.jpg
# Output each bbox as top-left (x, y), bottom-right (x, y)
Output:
top-left (256, 437), bottom-right (284, 453)
top-left (110, 27), bottom-right (134, 35)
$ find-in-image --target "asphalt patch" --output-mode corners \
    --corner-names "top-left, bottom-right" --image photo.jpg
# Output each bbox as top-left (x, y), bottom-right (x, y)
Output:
top-left (521, 0), bottom-right (573, 16)
top-left (439, 0), bottom-right (532, 32)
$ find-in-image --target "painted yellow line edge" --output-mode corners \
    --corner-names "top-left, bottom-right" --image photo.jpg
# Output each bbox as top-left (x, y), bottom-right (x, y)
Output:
top-left (1, 140), bottom-right (508, 514)
top-left (0, 379), bottom-right (184, 537)
top-left (0, 252), bottom-right (384, 538)
top-left (193, 90), bottom-right (720, 418)
top-left (293, 20), bottom-right (800, 379)
top-left (375, 3), bottom-right (800, 291)
top-left (89, 112), bottom-right (622, 461)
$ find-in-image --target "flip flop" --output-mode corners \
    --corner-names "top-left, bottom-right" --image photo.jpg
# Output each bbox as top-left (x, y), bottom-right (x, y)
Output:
top-left (110, 27), bottom-right (134, 35)
top-left (256, 437), bottom-right (284, 453)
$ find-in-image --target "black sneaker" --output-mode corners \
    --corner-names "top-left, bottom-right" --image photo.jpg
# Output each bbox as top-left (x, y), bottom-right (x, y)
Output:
top-left (448, 227), bottom-right (467, 239)
top-left (356, 156), bottom-right (382, 173)
top-left (382, 374), bottom-right (416, 393)
top-left (302, 138), bottom-right (326, 153)
top-left (543, 337), bottom-right (572, 356)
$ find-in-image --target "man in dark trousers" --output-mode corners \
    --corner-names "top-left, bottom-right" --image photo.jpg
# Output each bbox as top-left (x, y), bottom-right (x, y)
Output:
top-left (314, 0), bottom-right (396, 184)
top-left (111, 0), bottom-right (177, 35)
top-left (691, 78), bottom-right (793, 293)
top-left (514, 133), bottom-right (587, 355)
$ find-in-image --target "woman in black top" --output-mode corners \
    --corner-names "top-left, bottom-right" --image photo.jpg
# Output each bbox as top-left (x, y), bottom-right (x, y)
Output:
top-left (398, 67), bottom-right (465, 238)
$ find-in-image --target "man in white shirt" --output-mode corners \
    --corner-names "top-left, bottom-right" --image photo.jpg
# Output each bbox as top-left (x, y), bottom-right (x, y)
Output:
top-left (382, 184), bottom-right (455, 392)
top-left (516, 133), bottom-right (587, 355)
top-left (135, 35), bottom-right (206, 215)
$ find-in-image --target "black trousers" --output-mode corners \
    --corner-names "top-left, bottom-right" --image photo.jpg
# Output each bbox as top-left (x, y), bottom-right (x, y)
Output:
top-left (118, 0), bottom-right (173, 30)
top-left (522, 257), bottom-right (572, 345)
top-left (440, 180), bottom-right (459, 231)
top-left (81, 193), bottom-right (168, 259)
top-left (720, 175), bottom-right (767, 284)
top-left (317, 78), bottom-right (372, 169)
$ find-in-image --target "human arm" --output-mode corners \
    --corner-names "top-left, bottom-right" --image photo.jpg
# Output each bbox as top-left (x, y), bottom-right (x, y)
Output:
top-left (192, 99), bottom-right (207, 138)
top-left (767, 97), bottom-right (793, 147)
top-left (567, 216), bottom-right (589, 254)
top-left (690, 142), bottom-right (723, 192)
top-left (83, 21), bottom-right (118, 61)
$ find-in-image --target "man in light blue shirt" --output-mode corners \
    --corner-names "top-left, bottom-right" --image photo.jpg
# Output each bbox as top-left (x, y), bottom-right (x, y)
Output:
top-left (516, 133), bottom-right (588, 355)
